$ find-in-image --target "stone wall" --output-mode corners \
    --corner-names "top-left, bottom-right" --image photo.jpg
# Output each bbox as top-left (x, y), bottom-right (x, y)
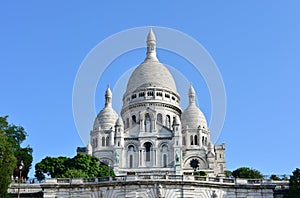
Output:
top-left (9, 175), bottom-right (275, 198)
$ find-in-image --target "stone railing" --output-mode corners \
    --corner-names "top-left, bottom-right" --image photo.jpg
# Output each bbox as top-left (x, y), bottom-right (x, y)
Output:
top-left (43, 175), bottom-right (274, 186)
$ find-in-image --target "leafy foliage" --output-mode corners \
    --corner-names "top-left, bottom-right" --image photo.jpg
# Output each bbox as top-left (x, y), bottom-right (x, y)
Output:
top-left (62, 169), bottom-right (89, 178)
top-left (0, 116), bottom-right (33, 179)
top-left (270, 174), bottom-right (281, 181)
top-left (225, 170), bottom-right (233, 178)
top-left (284, 168), bottom-right (300, 198)
top-left (194, 170), bottom-right (207, 176)
top-left (232, 167), bottom-right (263, 179)
top-left (35, 153), bottom-right (114, 181)
top-left (0, 128), bottom-right (17, 197)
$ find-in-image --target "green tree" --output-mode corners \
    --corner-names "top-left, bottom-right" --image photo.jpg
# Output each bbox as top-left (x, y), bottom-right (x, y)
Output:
top-left (0, 116), bottom-right (33, 179)
top-left (0, 130), bottom-right (17, 197)
top-left (35, 153), bottom-right (114, 180)
top-left (225, 170), bottom-right (233, 178)
top-left (62, 169), bottom-right (89, 178)
top-left (285, 168), bottom-right (300, 198)
top-left (35, 156), bottom-right (70, 180)
top-left (270, 174), bottom-right (281, 181)
top-left (232, 167), bottom-right (263, 179)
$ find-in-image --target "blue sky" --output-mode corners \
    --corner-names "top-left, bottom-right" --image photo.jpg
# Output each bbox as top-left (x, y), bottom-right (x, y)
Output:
top-left (1, 1), bottom-right (300, 177)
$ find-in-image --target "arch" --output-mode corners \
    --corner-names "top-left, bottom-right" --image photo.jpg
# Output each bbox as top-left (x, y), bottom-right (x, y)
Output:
top-left (183, 136), bottom-right (186, 145)
top-left (183, 156), bottom-right (208, 169)
top-left (161, 144), bottom-right (168, 152)
top-left (190, 135), bottom-right (193, 145)
top-left (127, 144), bottom-right (136, 152)
top-left (157, 113), bottom-right (163, 124)
top-left (124, 140), bottom-right (140, 150)
top-left (132, 115), bottom-right (136, 125)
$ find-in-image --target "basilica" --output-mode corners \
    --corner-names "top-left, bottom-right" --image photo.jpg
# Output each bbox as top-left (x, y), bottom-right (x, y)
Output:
top-left (10, 29), bottom-right (277, 198)
top-left (87, 28), bottom-right (226, 177)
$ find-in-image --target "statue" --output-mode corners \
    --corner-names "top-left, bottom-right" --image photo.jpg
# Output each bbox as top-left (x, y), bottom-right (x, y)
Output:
top-left (212, 190), bottom-right (218, 198)
top-left (115, 152), bottom-right (119, 164)
top-left (157, 184), bottom-right (162, 197)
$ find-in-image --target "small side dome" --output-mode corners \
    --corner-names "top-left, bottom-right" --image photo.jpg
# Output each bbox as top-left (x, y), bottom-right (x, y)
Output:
top-left (181, 84), bottom-right (207, 129)
top-left (94, 107), bottom-right (118, 130)
top-left (181, 105), bottom-right (207, 129)
top-left (93, 85), bottom-right (118, 130)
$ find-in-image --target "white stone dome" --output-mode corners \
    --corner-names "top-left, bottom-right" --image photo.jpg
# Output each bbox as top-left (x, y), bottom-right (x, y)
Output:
top-left (181, 103), bottom-right (207, 129)
top-left (126, 60), bottom-right (177, 94)
top-left (94, 106), bottom-right (118, 130)
top-left (94, 85), bottom-right (118, 130)
top-left (181, 84), bottom-right (207, 129)
top-left (125, 28), bottom-right (177, 94)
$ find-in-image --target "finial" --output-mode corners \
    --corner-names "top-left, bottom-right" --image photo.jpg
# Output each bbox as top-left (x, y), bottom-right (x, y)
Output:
top-left (147, 27), bottom-right (156, 43)
top-left (145, 27), bottom-right (158, 61)
top-left (188, 83), bottom-right (196, 104)
top-left (105, 84), bottom-right (112, 107)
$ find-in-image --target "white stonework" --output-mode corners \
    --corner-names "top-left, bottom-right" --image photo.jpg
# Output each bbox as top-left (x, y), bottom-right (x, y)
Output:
top-left (90, 28), bottom-right (226, 177)
top-left (9, 176), bottom-right (276, 198)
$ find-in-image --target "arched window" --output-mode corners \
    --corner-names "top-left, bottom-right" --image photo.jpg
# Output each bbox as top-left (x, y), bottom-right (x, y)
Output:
top-left (194, 135), bottom-right (198, 145)
top-left (183, 136), bottom-right (186, 145)
top-left (95, 138), bottom-right (98, 147)
top-left (144, 113), bottom-right (151, 132)
top-left (166, 115), bottom-right (170, 128)
top-left (190, 135), bottom-right (193, 145)
top-left (157, 113), bottom-right (163, 124)
top-left (126, 118), bottom-right (129, 129)
top-left (205, 137), bottom-right (207, 146)
top-left (202, 136), bottom-right (204, 145)
top-left (128, 145), bottom-right (135, 151)
top-left (144, 142), bottom-right (152, 162)
top-left (102, 137), bottom-right (105, 147)
top-left (163, 154), bottom-right (167, 167)
top-left (129, 155), bottom-right (133, 168)
top-left (106, 136), bottom-right (110, 146)
top-left (162, 145), bottom-right (168, 152)
top-left (132, 115), bottom-right (136, 125)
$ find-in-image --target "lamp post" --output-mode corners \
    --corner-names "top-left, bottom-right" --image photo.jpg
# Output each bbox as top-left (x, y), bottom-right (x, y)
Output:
top-left (17, 160), bottom-right (24, 198)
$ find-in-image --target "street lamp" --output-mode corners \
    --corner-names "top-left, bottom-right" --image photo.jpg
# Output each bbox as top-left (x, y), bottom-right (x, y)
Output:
top-left (17, 160), bottom-right (24, 198)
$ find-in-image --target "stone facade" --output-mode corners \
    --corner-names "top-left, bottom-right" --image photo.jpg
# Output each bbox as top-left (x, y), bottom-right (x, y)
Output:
top-left (89, 28), bottom-right (226, 177)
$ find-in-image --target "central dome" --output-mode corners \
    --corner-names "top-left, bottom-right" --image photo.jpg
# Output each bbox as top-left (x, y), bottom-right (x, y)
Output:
top-left (125, 28), bottom-right (177, 94)
top-left (125, 60), bottom-right (177, 94)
